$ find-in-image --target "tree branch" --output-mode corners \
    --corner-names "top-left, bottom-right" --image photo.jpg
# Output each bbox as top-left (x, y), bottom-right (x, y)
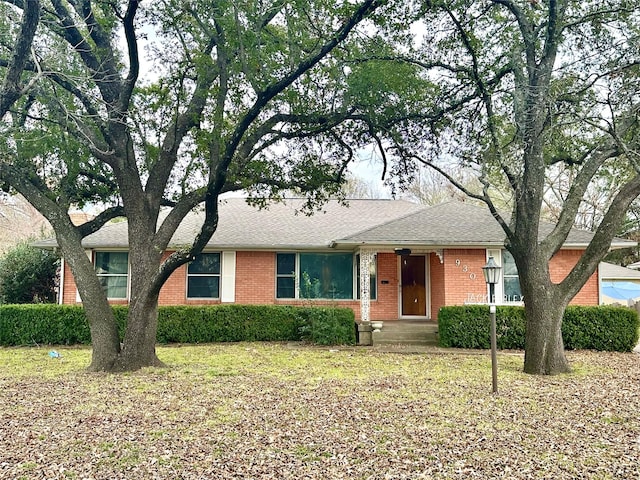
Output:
top-left (0, 0), bottom-right (39, 117)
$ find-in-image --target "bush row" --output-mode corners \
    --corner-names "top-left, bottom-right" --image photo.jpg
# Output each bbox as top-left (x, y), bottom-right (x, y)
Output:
top-left (438, 305), bottom-right (639, 352)
top-left (0, 304), bottom-right (356, 346)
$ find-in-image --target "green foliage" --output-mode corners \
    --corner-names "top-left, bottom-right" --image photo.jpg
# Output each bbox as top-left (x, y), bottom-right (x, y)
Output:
top-left (438, 305), bottom-right (638, 352)
top-left (0, 305), bottom-right (91, 346)
top-left (155, 305), bottom-right (303, 344)
top-left (562, 306), bottom-right (639, 352)
top-left (0, 304), bottom-right (355, 346)
top-left (437, 305), bottom-right (525, 350)
top-left (297, 307), bottom-right (356, 345)
top-left (0, 242), bottom-right (59, 304)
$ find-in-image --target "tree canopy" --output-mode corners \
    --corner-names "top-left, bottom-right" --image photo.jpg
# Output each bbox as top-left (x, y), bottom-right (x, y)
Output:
top-left (0, 0), bottom-right (400, 371)
top-left (373, 0), bottom-right (640, 373)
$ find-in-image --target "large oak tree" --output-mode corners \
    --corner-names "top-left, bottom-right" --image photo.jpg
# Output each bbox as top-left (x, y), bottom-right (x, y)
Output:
top-left (0, 0), bottom-right (392, 371)
top-left (380, 0), bottom-right (640, 374)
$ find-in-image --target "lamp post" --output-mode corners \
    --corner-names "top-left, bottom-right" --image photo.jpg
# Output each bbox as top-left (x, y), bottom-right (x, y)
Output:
top-left (482, 256), bottom-right (502, 394)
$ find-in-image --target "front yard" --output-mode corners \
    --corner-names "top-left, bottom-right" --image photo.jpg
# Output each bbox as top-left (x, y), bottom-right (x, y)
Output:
top-left (1, 344), bottom-right (638, 479)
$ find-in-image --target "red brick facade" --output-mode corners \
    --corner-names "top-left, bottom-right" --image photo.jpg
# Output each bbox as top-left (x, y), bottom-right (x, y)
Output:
top-left (61, 247), bottom-right (599, 319)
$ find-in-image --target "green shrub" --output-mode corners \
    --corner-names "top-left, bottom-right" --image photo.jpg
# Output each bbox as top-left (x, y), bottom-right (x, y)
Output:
top-left (0, 304), bottom-right (91, 346)
top-left (0, 242), bottom-right (59, 304)
top-left (298, 307), bottom-right (356, 345)
top-left (438, 305), bottom-right (638, 352)
top-left (0, 304), bottom-right (355, 346)
top-left (438, 305), bottom-right (525, 349)
top-left (562, 306), bottom-right (639, 352)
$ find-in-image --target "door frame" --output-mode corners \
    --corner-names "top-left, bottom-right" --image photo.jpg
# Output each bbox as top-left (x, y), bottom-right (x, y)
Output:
top-left (398, 254), bottom-right (431, 320)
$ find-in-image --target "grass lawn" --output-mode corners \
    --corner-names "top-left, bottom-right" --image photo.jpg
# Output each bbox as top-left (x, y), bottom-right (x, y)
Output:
top-left (1, 344), bottom-right (639, 479)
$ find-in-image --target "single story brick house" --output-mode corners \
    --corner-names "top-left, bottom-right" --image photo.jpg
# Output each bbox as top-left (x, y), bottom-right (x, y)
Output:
top-left (45, 199), bottom-right (635, 322)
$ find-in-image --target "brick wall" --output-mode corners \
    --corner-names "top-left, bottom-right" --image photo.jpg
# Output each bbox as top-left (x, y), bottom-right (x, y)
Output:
top-left (442, 249), bottom-right (488, 306)
top-left (60, 247), bottom-right (600, 312)
top-left (235, 251), bottom-right (275, 304)
top-left (370, 252), bottom-right (399, 320)
top-left (61, 261), bottom-right (78, 305)
top-left (159, 252), bottom-right (189, 305)
top-left (550, 249), bottom-right (599, 306)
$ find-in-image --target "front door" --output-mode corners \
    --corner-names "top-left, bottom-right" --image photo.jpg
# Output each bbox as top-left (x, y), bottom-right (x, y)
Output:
top-left (401, 255), bottom-right (426, 316)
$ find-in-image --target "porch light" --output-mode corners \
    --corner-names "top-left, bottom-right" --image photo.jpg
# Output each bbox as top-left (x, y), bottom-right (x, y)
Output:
top-left (482, 256), bottom-right (502, 394)
top-left (394, 248), bottom-right (412, 256)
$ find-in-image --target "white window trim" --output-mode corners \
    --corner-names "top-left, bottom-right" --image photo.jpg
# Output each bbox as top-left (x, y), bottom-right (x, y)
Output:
top-left (59, 257), bottom-right (65, 304)
top-left (221, 251), bottom-right (236, 302)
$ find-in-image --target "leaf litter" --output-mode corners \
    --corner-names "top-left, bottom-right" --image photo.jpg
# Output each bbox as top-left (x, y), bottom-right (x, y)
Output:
top-left (0, 344), bottom-right (638, 479)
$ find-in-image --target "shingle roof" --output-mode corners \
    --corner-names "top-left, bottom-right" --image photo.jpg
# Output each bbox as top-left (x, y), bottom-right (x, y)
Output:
top-left (34, 198), bottom-right (635, 251)
top-left (334, 201), bottom-right (609, 248)
top-left (45, 198), bottom-right (425, 250)
top-left (599, 262), bottom-right (640, 280)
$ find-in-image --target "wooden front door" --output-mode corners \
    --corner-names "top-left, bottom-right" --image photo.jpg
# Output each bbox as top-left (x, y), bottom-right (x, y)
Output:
top-left (401, 255), bottom-right (426, 316)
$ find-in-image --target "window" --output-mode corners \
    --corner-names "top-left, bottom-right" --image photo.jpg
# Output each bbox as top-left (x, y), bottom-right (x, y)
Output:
top-left (187, 253), bottom-right (221, 298)
top-left (276, 252), bottom-right (376, 300)
top-left (502, 250), bottom-right (523, 302)
top-left (300, 253), bottom-right (353, 299)
top-left (356, 253), bottom-right (377, 300)
top-left (276, 253), bottom-right (296, 299)
top-left (95, 252), bottom-right (128, 299)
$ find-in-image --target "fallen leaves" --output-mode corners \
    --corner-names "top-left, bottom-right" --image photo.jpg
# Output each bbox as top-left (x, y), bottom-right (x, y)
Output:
top-left (0, 345), bottom-right (638, 479)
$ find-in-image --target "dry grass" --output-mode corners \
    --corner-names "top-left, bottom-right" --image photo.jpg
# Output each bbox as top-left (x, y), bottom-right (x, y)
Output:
top-left (1, 343), bottom-right (639, 479)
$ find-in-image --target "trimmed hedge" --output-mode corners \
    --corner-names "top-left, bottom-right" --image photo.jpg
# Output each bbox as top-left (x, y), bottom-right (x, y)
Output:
top-left (438, 305), bottom-right (639, 352)
top-left (0, 304), bottom-right (356, 346)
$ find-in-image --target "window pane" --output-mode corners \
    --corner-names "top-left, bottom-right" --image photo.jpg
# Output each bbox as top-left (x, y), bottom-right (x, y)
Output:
top-left (276, 277), bottom-right (295, 299)
top-left (370, 271), bottom-right (377, 300)
top-left (502, 250), bottom-right (518, 276)
top-left (504, 277), bottom-right (523, 302)
top-left (95, 252), bottom-right (128, 275)
top-left (299, 253), bottom-right (353, 299)
top-left (188, 276), bottom-right (220, 298)
top-left (188, 253), bottom-right (220, 274)
top-left (276, 253), bottom-right (295, 275)
top-left (98, 275), bottom-right (127, 299)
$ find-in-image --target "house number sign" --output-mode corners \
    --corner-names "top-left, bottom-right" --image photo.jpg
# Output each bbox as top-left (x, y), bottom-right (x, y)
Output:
top-left (455, 258), bottom-right (476, 280)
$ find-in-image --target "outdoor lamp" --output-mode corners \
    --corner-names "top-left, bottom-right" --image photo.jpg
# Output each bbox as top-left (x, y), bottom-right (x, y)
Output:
top-left (482, 255), bottom-right (501, 290)
top-left (482, 256), bottom-right (502, 394)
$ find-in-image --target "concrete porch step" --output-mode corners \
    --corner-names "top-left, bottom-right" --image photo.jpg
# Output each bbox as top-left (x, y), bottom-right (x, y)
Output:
top-left (371, 321), bottom-right (439, 347)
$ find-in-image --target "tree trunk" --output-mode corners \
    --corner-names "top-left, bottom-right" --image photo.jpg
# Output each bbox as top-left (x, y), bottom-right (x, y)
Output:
top-left (109, 229), bottom-right (166, 372)
top-left (523, 295), bottom-right (571, 375)
top-left (112, 298), bottom-right (165, 371)
top-left (512, 243), bottom-right (572, 375)
top-left (56, 231), bottom-right (121, 371)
